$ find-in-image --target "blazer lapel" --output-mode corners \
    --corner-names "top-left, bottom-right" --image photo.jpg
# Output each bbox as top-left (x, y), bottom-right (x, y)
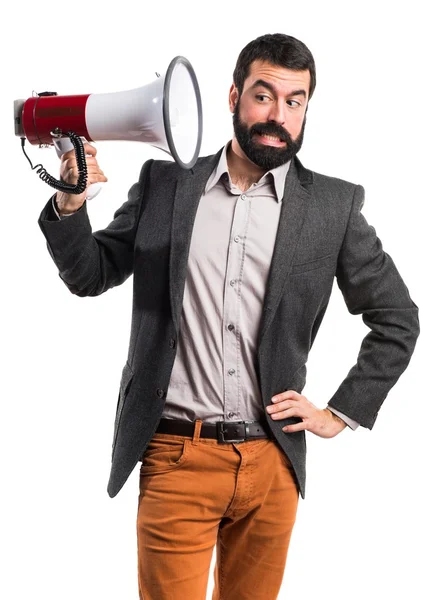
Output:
top-left (257, 156), bottom-right (312, 347)
top-left (169, 150), bottom-right (223, 331)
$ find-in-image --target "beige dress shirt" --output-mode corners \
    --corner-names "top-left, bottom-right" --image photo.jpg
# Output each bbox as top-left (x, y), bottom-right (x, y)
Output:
top-left (163, 144), bottom-right (359, 429)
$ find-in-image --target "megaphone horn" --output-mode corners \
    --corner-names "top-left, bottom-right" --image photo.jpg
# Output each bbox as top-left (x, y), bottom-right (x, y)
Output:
top-left (15, 56), bottom-right (203, 197)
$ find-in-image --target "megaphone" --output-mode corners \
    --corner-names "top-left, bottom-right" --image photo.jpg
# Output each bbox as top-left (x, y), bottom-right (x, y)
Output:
top-left (14, 55), bottom-right (203, 199)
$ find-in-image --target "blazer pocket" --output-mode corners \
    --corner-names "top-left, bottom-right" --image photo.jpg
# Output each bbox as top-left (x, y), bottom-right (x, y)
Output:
top-left (112, 362), bottom-right (134, 454)
top-left (291, 253), bottom-right (335, 275)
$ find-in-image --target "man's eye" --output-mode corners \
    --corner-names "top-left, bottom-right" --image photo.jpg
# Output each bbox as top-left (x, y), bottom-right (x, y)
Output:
top-left (256, 94), bottom-right (270, 102)
top-left (287, 100), bottom-right (301, 107)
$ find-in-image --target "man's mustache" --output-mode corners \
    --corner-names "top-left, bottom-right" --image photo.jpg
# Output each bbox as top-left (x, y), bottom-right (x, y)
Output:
top-left (249, 123), bottom-right (292, 145)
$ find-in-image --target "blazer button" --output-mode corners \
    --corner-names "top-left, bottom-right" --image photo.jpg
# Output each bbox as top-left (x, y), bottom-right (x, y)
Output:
top-left (156, 389), bottom-right (165, 398)
top-left (169, 338), bottom-right (176, 349)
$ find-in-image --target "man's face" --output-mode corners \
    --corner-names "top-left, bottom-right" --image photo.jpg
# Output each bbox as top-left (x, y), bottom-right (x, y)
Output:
top-left (229, 60), bottom-right (310, 170)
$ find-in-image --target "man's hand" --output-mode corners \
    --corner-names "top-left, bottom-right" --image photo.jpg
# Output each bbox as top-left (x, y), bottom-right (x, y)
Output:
top-left (56, 142), bottom-right (108, 215)
top-left (266, 390), bottom-right (347, 438)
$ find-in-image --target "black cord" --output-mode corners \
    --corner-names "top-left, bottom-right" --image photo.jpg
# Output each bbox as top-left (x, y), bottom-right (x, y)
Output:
top-left (21, 131), bottom-right (88, 194)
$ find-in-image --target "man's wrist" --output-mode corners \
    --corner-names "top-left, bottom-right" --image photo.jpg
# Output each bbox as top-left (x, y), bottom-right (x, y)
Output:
top-left (327, 408), bottom-right (347, 428)
top-left (56, 201), bottom-right (78, 216)
top-left (52, 195), bottom-right (81, 219)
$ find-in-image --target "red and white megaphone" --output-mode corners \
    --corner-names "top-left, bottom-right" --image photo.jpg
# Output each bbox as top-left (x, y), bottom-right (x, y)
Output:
top-left (14, 56), bottom-right (203, 199)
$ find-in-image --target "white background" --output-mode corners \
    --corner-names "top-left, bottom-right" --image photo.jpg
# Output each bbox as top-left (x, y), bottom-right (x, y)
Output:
top-left (1, 0), bottom-right (433, 598)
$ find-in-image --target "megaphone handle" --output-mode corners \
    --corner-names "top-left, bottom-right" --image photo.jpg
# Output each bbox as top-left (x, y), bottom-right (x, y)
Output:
top-left (53, 136), bottom-right (103, 200)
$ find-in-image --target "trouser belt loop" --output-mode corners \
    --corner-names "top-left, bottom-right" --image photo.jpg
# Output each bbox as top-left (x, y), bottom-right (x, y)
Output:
top-left (192, 419), bottom-right (202, 446)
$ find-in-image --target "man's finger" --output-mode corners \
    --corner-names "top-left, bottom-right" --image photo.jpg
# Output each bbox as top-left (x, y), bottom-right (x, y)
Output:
top-left (270, 407), bottom-right (299, 420)
top-left (272, 390), bottom-right (301, 403)
top-left (282, 422), bottom-right (306, 433)
top-left (83, 143), bottom-right (97, 156)
top-left (268, 399), bottom-right (298, 412)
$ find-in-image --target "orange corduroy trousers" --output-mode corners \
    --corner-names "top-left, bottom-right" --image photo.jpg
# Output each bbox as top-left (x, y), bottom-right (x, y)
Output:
top-left (137, 419), bottom-right (299, 600)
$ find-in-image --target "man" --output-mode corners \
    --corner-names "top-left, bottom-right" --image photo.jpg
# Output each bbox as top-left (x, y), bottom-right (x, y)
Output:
top-left (38, 33), bottom-right (419, 600)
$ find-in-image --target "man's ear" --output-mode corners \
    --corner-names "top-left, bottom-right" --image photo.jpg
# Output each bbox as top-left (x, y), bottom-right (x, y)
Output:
top-left (229, 83), bottom-right (239, 114)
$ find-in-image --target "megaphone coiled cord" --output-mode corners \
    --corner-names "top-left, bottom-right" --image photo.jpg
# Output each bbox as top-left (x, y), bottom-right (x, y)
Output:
top-left (21, 131), bottom-right (88, 194)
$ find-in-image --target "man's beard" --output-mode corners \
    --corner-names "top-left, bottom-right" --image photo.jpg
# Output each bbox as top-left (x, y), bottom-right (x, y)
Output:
top-left (232, 100), bottom-right (306, 170)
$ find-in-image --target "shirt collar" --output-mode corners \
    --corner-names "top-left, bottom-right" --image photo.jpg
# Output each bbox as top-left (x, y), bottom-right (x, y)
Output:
top-left (205, 141), bottom-right (291, 203)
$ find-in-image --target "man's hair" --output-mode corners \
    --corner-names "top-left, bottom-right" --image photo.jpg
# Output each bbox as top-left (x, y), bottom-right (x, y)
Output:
top-left (233, 33), bottom-right (316, 100)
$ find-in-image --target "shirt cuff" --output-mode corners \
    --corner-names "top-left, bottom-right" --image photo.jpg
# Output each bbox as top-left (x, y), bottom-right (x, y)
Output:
top-left (327, 406), bottom-right (360, 430)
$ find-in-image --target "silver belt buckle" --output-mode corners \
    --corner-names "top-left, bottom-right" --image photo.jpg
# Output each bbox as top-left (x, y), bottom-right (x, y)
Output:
top-left (217, 421), bottom-right (247, 443)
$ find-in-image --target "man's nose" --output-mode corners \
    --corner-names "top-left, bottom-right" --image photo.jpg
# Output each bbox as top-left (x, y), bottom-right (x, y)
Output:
top-left (267, 101), bottom-right (286, 126)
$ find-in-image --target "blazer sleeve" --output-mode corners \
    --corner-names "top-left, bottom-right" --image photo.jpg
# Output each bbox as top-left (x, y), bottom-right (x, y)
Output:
top-left (328, 184), bottom-right (420, 429)
top-left (38, 160), bottom-right (153, 297)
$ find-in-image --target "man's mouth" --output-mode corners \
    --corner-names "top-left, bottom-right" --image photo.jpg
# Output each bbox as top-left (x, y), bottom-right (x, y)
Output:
top-left (252, 132), bottom-right (287, 147)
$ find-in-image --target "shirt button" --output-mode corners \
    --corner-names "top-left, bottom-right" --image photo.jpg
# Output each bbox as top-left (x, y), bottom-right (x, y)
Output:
top-left (234, 236), bottom-right (240, 243)
top-left (241, 194), bottom-right (246, 200)
top-left (227, 412), bottom-right (236, 418)
top-left (156, 389), bottom-right (165, 398)
top-left (169, 338), bottom-right (176, 349)
top-left (230, 279), bottom-right (236, 286)
top-left (227, 324), bottom-right (235, 331)
top-left (228, 368), bottom-right (235, 376)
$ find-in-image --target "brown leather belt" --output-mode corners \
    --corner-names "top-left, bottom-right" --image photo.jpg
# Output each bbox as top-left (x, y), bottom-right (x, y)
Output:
top-left (156, 418), bottom-right (273, 444)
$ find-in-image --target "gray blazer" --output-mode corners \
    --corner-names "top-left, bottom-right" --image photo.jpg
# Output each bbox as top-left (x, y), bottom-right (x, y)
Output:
top-left (38, 148), bottom-right (420, 499)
